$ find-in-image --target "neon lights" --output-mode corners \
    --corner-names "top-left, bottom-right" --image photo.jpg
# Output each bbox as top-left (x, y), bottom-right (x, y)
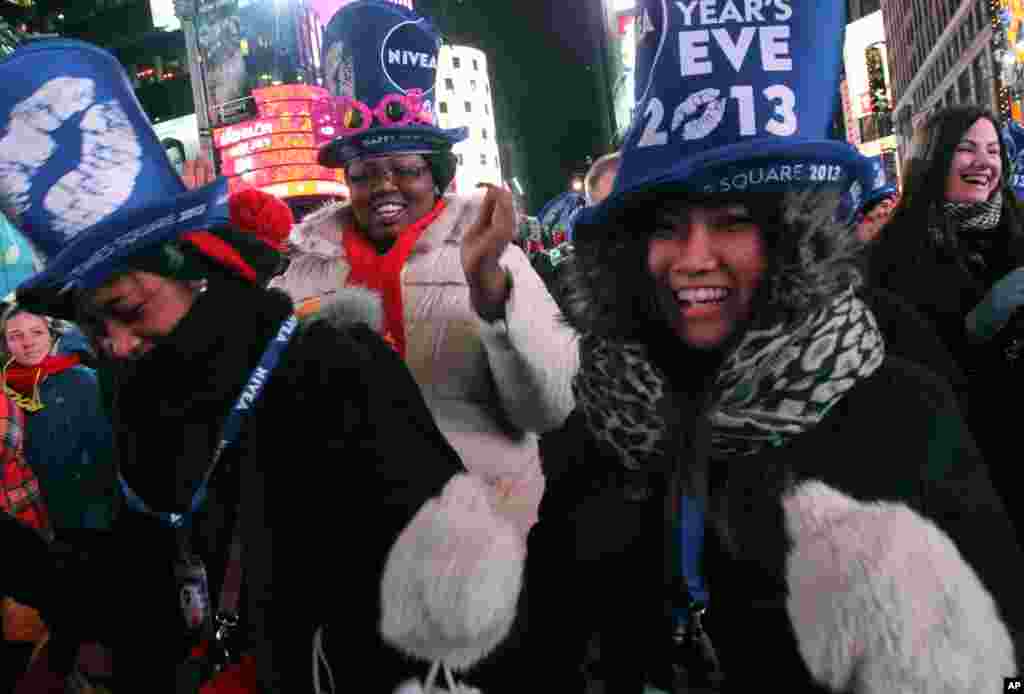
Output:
top-left (258, 100), bottom-right (322, 119)
top-left (252, 85), bottom-right (330, 104)
top-left (223, 132), bottom-right (317, 159)
top-left (213, 116), bottom-right (316, 147)
top-left (215, 83), bottom-right (346, 199)
top-left (236, 164), bottom-right (347, 189)
top-left (221, 148), bottom-right (321, 176)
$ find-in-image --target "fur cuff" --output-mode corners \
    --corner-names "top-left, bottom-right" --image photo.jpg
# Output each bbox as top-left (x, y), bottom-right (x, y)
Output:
top-left (308, 286), bottom-right (385, 334)
top-left (784, 481), bottom-right (1016, 693)
top-left (380, 473), bottom-right (525, 671)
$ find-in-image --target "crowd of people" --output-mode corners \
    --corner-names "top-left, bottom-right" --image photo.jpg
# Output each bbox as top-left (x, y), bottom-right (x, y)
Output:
top-left (0, 2), bottom-right (1023, 693)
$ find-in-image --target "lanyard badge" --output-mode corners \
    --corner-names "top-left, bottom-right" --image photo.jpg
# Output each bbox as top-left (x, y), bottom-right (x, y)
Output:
top-left (175, 555), bottom-right (211, 631)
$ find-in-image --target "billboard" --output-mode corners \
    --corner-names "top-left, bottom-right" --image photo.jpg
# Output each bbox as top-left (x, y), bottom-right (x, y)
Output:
top-left (309, 0), bottom-right (414, 24)
top-left (153, 113), bottom-right (201, 175)
top-left (150, 0), bottom-right (181, 31)
top-left (213, 83), bottom-right (345, 200)
top-left (613, 8), bottom-right (638, 139)
top-left (196, 0), bottom-right (246, 111)
top-left (843, 10), bottom-right (887, 122)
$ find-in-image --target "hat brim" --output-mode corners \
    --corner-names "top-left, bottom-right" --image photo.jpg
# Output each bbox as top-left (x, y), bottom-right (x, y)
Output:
top-left (16, 177), bottom-right (231, 316)
top-left (861, 184), bottom-right (899, 210)
top-left (574, 139), bottom-right (870, 240)
top-left (318, 124), bottom-right (469, 168)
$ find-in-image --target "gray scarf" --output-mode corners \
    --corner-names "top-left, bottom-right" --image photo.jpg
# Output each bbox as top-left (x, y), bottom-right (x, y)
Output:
top-left (573, 288), bottom-right (887, 468)
top-left (943, 191), bottom-right (1003, 233)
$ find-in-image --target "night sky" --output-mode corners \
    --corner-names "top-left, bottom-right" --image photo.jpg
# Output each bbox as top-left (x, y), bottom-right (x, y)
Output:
top-left (416, 0), bottom-right (618, 213)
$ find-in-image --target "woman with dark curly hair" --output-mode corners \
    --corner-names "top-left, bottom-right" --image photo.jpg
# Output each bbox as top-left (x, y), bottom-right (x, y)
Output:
top-left (503, 4), bottom-right (1024, 694)
top-left (868, 105), bottom-right (1024, 529)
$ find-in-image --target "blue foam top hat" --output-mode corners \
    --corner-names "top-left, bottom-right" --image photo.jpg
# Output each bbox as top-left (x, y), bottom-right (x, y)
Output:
top-left (1003, 120), bottom-right (1024, 199)
top-left (0, 38), bottom-right (230, 300)
top-left (576, 0), bottom-right (872, 233)
top-left (859, 154), bottom-right (898, 213)
top-left (317, 0), bottom-right (467, 168)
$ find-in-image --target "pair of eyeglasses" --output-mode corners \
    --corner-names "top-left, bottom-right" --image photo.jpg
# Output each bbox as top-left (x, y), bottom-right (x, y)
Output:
top-left (335, 89), bottom-right (433, 136)
top-left (346, 163), bottom-right (431, 186)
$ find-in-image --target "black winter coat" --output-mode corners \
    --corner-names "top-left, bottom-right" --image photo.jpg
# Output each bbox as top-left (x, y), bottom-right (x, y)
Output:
top-left (2, 279), bottom-right (467, 692)
top-left (503, 355), bottom-right (1024, 694)
top-left (869, 216), bottom-right (1024, 532)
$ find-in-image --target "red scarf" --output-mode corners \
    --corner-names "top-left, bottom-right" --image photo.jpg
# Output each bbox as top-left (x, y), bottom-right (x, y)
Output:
top-left (343, 200), bottom-right (447, 358)
top-left (4, 354), bottom-right (80, 398)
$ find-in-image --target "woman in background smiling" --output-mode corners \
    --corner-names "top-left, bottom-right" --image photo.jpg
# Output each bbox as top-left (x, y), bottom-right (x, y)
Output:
top-left (869, 105), bottom-right (1024, 534)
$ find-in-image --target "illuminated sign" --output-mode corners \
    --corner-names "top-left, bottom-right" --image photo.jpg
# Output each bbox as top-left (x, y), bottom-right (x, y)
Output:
top-left (843, 12), bottom-right (887, 121)
top-left (253, 85), bottom-right (330, 104)
top-left (215, 82), bottom-right (345, 200)
top-left (213, 116), bottom-right (318, 148)
top-left (237, 181), bottom-right (350, 199)
top-left (236, 164), bottom-right (347, 189)
top-left (258, 100), bottom-right (322, 119)
top-left (222, 148), bottom-right (321, 177)
top-left (223, 132), bottom-right (317, 159)
top-left (856, 135), bottom-right (898, 157)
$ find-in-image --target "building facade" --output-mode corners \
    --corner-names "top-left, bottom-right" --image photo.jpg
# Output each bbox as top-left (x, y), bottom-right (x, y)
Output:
top-left (435, 44), bottom-right (502, 191)
top-left (884, 0), bottom-right (994, 160)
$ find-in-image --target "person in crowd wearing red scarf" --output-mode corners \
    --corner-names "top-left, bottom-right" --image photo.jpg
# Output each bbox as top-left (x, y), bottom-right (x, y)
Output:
top-left (273, 86), bottom-right (578, 558)
top-left (1, 307), bottom-right (116, 533)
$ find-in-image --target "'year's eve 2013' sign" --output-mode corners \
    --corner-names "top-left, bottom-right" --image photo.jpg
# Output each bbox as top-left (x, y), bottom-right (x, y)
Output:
top-left (631, 0), bottom-right (843, 156)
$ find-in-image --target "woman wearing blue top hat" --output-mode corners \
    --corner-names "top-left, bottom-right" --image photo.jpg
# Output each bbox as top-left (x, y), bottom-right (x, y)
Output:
top-left (869, 105), bottom-right (1024, 536)
top-left (0, 37), bottom-right (531, 694)
top-left (852, 156), bottom-right (898, 244)
top-left (273, 1), bottom-right (578, 545)
top-left (507, 3), bottom-right (1024, 693)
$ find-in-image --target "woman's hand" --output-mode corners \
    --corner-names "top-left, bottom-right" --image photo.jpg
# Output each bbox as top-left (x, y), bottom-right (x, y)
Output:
top-left (461, 185), bottom-right (517, 322)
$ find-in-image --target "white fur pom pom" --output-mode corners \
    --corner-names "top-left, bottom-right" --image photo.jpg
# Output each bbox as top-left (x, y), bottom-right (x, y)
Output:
top-left (784, 480), bottom-right (1016, 694)
top-left (381, 473), bottom-right (526, 671)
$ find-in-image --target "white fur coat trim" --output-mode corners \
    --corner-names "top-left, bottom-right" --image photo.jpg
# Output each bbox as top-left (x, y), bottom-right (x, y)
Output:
top-left (784, 480), bottom-right (1016, 693)
top-left (380, 473), bottom-right (525, 671)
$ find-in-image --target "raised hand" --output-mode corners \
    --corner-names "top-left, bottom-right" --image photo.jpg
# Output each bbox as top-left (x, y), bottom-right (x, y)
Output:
top-left (461, 184), bottom-right (517, 322)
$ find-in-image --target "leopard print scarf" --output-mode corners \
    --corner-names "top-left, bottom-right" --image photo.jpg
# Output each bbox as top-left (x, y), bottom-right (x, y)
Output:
top-left (573, 288), bottom-right (886, 467)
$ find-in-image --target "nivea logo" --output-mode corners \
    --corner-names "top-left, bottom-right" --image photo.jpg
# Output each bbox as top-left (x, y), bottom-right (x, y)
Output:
top-left (387, 49), bottom-right (437, 69)
top-left (380, 18), bottom-right (438, 95)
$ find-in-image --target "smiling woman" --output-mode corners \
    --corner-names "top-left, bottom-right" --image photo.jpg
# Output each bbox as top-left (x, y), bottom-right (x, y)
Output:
top-left (0, 306), bottom-right (116, 533)
top-left (647, 202), bottom-right (767, 350)
top-left (869, 105), bottom-right (1024, 535)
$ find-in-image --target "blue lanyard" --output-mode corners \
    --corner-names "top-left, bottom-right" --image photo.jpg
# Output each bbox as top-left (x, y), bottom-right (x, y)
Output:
top-left (119, 315), bottom-right (299, 529)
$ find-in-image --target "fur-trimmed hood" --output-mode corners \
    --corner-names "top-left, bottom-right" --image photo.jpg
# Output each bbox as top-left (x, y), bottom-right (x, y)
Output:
top-left (559, 190), bottom-right (865, 341)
